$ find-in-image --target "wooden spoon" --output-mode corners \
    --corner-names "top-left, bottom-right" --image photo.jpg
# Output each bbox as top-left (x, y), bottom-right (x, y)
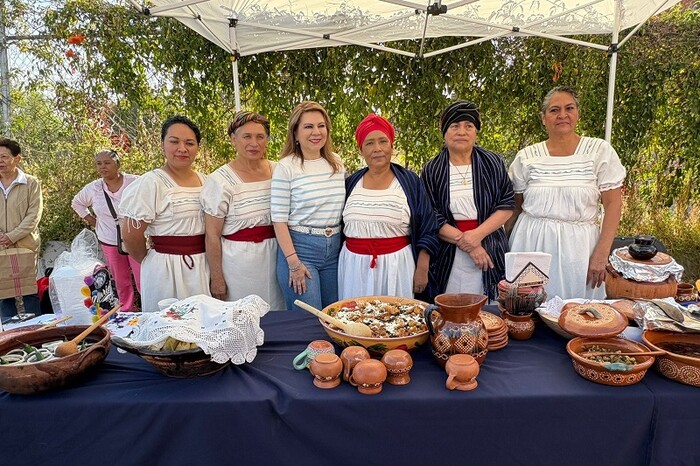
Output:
top-left (54, 305), bottom-right (121, 357)
top-left (38, 315), bottom-right (73, 330)
top-left (580, 350), bottom-right (665, 358)
top-left (294, 300), bottom-right (373, 338)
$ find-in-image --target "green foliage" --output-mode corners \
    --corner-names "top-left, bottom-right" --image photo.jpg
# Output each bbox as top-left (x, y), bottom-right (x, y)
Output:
top-left (5, 1), bottom-right (700, 278)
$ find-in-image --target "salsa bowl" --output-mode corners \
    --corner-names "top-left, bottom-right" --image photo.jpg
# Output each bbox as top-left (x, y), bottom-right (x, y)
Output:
top-left (320, 296), bottom-right (429, 355)
top-left (566, 336), bottom-right (655, 386)
top-left (642, 330), bottom-right (700, 387)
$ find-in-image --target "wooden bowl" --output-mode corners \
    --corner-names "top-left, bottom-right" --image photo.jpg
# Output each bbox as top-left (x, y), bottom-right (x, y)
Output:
top-left (642, 330), bottom-right (700, 387)
top-left (566, 337), bottom-right (655, 386)
top-left (0, 325), bottom-right (110, 395)
top-left (537, 311), bottom-right (575, 339)
top-left (320, 296), bottom-right (429, 355)
top-left (111, 336), bottom-right (230, 378)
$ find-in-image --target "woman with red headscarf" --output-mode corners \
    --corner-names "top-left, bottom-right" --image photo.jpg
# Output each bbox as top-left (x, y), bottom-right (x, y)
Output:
top-left (338, 114), bottom-right (440, 300)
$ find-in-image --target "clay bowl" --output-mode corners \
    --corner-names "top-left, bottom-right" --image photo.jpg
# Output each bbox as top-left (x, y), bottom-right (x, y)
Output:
top-left (566, 336), bottom-right (655, 386)
top-left (320, 296), bottom-right (429, 355)
top-left (0, 325), bottom-right (110, 395)
top-left (642, 331), bottom-right (700, 387)
top-left (111, 336), bottom-right (230, 378)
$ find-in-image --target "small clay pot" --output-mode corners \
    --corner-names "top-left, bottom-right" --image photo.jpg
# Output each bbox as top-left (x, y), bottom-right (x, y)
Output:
top-left (380, 349), bottom-right (413, 385)
top-left (340, 346), bottom-right (370, 383)
top-left (308, 353), bottom-right (343, 389)
top-left (628, 235), bottom-right (658, 261)
top-left (445, 354), bottom-right (480, 391)
top-left (675, 283), bottom-right (697, 303)
top-left (503, 311), bottom-right (535, 340)
top-left (349, 359), bottom-right (387, 395)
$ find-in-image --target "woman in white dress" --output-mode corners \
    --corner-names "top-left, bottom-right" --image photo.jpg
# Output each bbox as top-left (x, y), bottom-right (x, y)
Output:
top-left (506, 87), bottom-right (626, 300)
top-left (271, 101), bottom-right (346, 311)
top-left (120, 116), bottom-right (210, 312)
top-left (339, 114), bottom-right (440, 300)
top-left (72, 150), bottom-right (140, 311)
top-left (201, 111), bottom-right (284, 309)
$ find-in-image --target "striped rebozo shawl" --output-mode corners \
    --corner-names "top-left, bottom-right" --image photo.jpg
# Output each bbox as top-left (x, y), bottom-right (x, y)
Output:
top-left (345, 162), bottom-right (441, 301)
top-left (420, 146), bottom-right (515, 300)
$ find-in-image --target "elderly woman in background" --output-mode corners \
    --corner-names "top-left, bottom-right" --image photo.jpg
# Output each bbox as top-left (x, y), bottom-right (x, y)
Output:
top-left (339, 114), bottom-right (440, 300)
top-left (506, 86), bottom-right (625, 300)
top-left (271, 101), bottom-right (345, 311)
top-left (120, 115), bottom-right (210, 312)
top-left (201, 111), bottom-right (284, 309)
top-left (71, 150), bottom-right (140, 311)
top-left (421, 101), bottom-right (514, 300)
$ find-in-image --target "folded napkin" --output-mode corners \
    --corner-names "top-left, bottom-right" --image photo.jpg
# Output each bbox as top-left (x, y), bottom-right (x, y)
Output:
top-left (505, 252), bottom-right (552, 284)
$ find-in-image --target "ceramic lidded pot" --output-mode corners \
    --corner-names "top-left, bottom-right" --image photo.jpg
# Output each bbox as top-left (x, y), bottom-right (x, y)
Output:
top-left (349, 358), bottom-right (387, 395)
top-left (445, 354), bottom-right (480, 391)
top-left (340, 346), bottom-right (371, 382)
top-left (503, 312), bottom-right (536, 340)
top-left (308, 353), bottom-right (343, 389)
top-left (380, 349), bottom-right (413, 385)
top-left (425, 293), bottom-right (489, 367)
top-left (628, 235), bottom-right (658, 261)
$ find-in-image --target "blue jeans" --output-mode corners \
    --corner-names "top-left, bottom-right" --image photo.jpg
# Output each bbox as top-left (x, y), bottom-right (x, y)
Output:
top-left (277, 230), bottom-right (341, 311)
top-left (1, 294), bottom-right (41, 319)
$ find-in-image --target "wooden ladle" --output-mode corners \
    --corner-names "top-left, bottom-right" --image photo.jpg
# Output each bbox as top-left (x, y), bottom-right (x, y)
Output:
top-left (294, 300), bottom-right (373, 338)
top-left (580, 350), bottom-right (665, 358)
top-left (54, 304), bottom-right (121, 357)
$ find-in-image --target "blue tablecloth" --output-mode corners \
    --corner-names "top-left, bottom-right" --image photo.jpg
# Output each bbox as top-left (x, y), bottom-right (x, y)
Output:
top-left (1, 309), bottom-right (698, 465)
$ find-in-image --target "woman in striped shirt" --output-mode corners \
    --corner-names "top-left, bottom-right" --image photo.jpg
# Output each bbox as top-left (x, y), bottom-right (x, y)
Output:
top-left (271, 102), bottom-right (345, 311)
top-left (201, 111), bottom-right (284, 309)
top-left (421, 101), bottom-right (514, 301)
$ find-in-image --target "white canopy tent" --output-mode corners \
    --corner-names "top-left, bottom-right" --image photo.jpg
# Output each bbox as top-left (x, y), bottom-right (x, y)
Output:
top-left (128, 0), bottom-right (681, 141)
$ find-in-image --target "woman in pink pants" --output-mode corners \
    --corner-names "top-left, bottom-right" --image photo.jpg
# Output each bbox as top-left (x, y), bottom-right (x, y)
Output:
top-left (72, 150), bottom-right (141, 311)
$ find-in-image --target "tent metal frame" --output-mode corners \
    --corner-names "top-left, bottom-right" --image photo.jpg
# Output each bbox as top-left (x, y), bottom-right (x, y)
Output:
top-left (130, 0), bottom-right (678, 142)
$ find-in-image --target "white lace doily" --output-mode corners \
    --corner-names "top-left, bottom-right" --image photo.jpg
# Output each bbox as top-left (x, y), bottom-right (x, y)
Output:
top-left (118, 294), bottom-right (270, 364)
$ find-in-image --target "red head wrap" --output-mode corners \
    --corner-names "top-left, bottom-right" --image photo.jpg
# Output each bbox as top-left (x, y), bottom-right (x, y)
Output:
top-left (354, 114), bottom-right (395, 148)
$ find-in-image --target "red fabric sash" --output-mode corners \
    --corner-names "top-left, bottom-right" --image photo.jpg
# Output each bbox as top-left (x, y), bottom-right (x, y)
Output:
top-left (223, 225), bottom-right (275, 243)
top-left (345, 236), bottom-right (411, 269)
top-left (150, 234), bottom-right (206, 269)
top-left (455, 220), bottom-right (479, 232)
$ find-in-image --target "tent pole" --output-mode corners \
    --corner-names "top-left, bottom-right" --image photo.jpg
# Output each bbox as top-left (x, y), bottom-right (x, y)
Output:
top-left (228, 17), bottom-right (241, 111)
top-left (604, 0), bottom-right (622, 142)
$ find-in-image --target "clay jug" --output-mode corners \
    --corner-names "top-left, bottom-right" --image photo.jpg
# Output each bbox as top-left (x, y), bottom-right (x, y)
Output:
top-left (628, 235), bottom-right (658, 261)
top-left (424, 293), bottom-right (489, 367)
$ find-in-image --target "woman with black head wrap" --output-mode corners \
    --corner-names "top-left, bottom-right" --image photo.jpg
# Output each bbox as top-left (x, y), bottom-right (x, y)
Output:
top-left (420, 101), bottom-right (515, 300)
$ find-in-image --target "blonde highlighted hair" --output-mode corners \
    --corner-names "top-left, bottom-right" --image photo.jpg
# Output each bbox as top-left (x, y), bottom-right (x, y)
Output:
top-left (280, 101), bottom-right (342, 174)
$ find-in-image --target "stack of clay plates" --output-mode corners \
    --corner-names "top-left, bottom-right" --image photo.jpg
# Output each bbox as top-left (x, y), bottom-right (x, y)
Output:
top-left (479, 311), bottom-right (508, 351)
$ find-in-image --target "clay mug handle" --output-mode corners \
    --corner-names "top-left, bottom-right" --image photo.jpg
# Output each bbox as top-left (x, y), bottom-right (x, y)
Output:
top-left (424, 304), bottom-right (439, 336)
top-left (446, 373), bottom-right (458, 390)
top-left (348, 373), bottom-right (359, 387)
top-left (292, 349), bottom-right (311, 370)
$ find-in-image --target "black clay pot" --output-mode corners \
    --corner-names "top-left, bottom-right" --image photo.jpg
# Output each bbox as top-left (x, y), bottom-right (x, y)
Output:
top-left (628, 235), bottom-right (658, 261)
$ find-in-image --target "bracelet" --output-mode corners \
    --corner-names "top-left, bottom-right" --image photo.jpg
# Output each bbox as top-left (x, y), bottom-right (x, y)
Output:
top-left (289, 262), bottom-right (303, 272)
top-left (285, 251), bottom-right (297, 259)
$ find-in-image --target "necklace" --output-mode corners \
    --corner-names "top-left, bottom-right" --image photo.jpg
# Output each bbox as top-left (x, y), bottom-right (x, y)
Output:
top-left (452, 163), bottom-right (470, 185)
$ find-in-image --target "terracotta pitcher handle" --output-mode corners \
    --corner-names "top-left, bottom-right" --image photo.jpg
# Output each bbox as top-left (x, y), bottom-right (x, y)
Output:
top-left (424, 304), bottom-right (439, 336)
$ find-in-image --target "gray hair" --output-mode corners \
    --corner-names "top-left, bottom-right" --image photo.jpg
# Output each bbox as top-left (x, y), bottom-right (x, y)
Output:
top-left (95, 149), bottom-right (120, 164)
top-left (540, 86), bottom-right (580, 117)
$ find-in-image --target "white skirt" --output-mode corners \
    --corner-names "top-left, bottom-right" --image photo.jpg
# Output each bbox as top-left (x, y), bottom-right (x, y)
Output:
top-left (337, 244), bottom-right (415, 299)
top-left (221, 237), bottom-right (285, 310)
top-left (140, 250), bottom-right (210, 312)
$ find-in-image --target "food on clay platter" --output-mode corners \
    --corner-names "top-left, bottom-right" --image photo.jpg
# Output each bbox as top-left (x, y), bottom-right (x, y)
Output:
top-left (326, 299), bottom-right (427, 338)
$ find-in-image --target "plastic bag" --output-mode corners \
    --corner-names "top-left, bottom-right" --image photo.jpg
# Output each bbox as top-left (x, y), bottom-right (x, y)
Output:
top-left (48, 229), bottom-right (105, 324)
